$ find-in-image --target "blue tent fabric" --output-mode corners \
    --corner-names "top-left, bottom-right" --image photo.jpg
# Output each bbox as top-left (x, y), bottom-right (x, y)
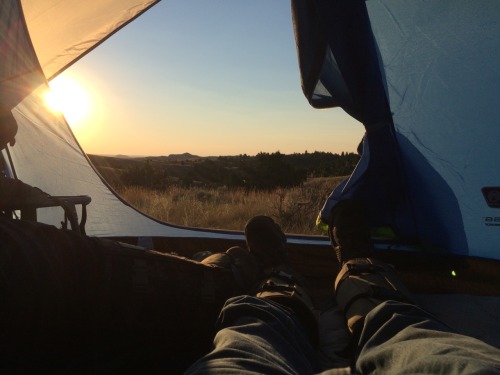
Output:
top-left (293, 0), bottom-right (415, 242)
top-left (292, 0), bottom-right (390, 125)
top-left (319, 126), bottom-right (418, 244)
top-left (292, 0), bottom-right (500, 259)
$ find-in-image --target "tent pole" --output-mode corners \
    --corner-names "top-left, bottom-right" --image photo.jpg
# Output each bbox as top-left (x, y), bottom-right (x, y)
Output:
top-left (3, 146), bottom-right (18, 179)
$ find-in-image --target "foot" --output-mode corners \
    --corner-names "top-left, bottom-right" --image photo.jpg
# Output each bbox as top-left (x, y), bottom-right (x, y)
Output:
top-left (244, 215), bottom-right (288, 274)
top-left (201, 246), bottom-right (260, 292)
top-left (328, 199), bottom-right (372, 264)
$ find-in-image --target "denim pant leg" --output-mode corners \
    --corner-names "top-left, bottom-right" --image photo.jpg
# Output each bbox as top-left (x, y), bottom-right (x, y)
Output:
top-left (355, 300), bottom-right (500, 375)
top-left (185, 295), bottom-right (320, 375)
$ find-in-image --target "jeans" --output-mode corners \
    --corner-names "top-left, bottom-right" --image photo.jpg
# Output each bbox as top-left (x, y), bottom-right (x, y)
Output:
top-left (185, 296), bottom-right (500, 374)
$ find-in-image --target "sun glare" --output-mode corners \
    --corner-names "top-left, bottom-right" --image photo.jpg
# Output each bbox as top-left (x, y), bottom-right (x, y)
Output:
top-left (45, 75), bottom-right (91, 126)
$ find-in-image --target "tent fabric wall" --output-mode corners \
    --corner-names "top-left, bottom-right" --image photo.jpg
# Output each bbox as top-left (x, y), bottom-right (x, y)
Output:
top-left (19, 0), bottom-right (159, 80)
top-left (294, 0), bottom-right (500, 259)
top-left (0, 1), bottom-right (45, 108)
top-left (367, 1), bottom-right (500, 259)
top-left (1, 0), bottom-right (242, 241)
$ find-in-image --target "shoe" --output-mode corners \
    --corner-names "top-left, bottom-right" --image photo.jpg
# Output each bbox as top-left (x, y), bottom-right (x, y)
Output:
top-left (201, 246), bottom-right (260, 292)
top-left (245, 216), bottom-right (318, 346)
top-left (253, 268), bottom-right (319, 347)
top-left (328, 200), bottom-right (372, 264)
top-left (244, 216), bottom-right (288, 274)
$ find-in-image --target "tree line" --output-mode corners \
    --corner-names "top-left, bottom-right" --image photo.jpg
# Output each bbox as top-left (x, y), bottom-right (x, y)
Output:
top-left (94, 151), bottom-right (360, 190)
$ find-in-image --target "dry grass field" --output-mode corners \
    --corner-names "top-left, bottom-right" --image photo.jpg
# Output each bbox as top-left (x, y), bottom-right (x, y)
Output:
top-left (115, 176), bottom-right (345, 235)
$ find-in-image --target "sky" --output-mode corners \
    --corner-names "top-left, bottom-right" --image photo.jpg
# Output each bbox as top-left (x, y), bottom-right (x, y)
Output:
top-left (55, 0), bottom-right (364, 157)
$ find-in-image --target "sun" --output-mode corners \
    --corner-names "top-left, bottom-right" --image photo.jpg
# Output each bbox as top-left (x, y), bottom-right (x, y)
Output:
top-left (45, 75), bottom-right (91, 126)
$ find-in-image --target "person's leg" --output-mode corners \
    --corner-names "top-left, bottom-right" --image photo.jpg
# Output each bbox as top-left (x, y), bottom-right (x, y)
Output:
top-left (187, 216), bottom-right (320, 374)
top-left (329, 200), bottom-right (414, 339)
top-left (328, 200), bottom-right (500, 374)
top-left (185, 295), bottom-right (320, 375)
top-left (355, 300), bottom-right (500, 374)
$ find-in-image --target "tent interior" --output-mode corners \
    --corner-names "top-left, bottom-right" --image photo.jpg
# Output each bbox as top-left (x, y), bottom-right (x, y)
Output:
top-left (1, 0), bottom-right (499, 373)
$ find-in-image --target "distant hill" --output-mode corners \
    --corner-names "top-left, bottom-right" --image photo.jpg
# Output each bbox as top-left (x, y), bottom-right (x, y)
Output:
top-left (161, 152), bottom-right (201, 161)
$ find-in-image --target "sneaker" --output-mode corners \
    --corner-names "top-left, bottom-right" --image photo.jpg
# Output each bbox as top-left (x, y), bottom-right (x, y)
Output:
top-left (328, 200), bottom-right (372, 264)
top-left (244, 216), bottom-right (288, 274)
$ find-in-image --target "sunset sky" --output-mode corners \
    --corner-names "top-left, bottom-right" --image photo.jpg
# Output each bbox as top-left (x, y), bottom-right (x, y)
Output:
top-left (52, 0), bottom-right (364, 157)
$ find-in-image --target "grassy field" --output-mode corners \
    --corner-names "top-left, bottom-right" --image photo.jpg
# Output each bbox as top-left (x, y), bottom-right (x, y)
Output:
top-left (115, 176), bottom-right (345, 235)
